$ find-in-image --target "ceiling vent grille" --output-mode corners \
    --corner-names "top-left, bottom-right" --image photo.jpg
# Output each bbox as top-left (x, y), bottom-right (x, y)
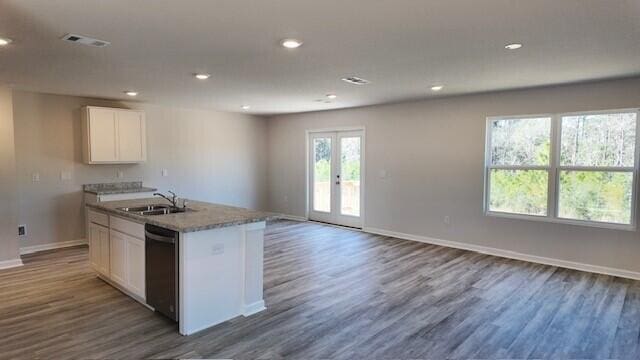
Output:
top-left (341, 76), bottom-right (371, 85)
top-left (61, 33), bottom-right (110, 47)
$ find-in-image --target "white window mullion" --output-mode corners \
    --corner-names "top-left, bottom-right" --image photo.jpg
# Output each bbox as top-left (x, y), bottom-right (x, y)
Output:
top-left (557, 166), bottom-right (635, 172)
top-left (548, 115), bottom-right (561, 219)
top-left (632, 109), bottom-right (640, 229)
top-left (488, 165), bottom-right (549, 170)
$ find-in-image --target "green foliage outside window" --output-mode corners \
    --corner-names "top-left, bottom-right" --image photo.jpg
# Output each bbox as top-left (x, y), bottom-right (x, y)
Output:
top-left (488, 112), bottom-right (637, 225)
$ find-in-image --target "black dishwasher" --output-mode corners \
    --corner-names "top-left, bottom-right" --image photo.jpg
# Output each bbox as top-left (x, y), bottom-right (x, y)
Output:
top-left (145, 224), bottom-right (179, 322)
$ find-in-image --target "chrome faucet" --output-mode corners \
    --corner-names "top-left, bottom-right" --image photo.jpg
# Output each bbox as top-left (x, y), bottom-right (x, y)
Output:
top-left (154, 191), bottom-right (178, 207)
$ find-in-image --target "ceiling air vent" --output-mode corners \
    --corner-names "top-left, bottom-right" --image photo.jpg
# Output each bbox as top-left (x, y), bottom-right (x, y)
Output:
top-left (341, 76), bottom-right (371, 85)
top-left (61, 33), bottom-right (110, 47)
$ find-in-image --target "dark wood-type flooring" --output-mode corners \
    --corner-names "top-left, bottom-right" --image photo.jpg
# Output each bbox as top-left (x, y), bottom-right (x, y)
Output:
top-left (1, 220), bottom-right (640, 359)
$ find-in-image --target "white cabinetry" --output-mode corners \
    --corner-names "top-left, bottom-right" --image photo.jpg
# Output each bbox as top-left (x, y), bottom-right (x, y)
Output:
top-left (109, 219), bottom-right (146, 300)
top-left (87, 207), bottom-right (147, 302)
top-left (126, 236), bottom-right (146, 298)
top-left (88, 215), bottom-right (110, 276)
top-left (82, 106), bottom-right (146, 164)
top-left (109, 230), bottom-right (127, 286)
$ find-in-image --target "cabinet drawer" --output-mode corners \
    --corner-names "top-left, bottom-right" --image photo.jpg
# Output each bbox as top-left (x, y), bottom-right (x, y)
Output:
top-left (88, 209), bottom-right (109, 227)
top-left (110, 216), bottom-right (145, 239)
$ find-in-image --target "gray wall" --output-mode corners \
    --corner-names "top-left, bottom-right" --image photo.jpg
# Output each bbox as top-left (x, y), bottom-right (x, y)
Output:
top-left (267, 77), bottom-right (640, 273)
top-left (0, 86), bottom-right (20, 262)
top-left (12, 91), bottom-right (268, 248)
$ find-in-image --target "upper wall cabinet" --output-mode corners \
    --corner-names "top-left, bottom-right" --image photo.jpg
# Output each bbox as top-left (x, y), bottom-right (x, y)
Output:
top-left (82, 106), bottom-right (147, 164)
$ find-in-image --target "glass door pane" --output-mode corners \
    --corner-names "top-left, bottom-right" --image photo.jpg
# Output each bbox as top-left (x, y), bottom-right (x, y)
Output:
top-left (340, 137), bottom-right (361, 216)
top-left (313, 137), bottom-right (331, 212)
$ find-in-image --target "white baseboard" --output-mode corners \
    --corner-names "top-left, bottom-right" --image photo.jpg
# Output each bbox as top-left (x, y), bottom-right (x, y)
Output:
top-left (364, 227), bottom-right (640, 281)
top-left (20, 239), bottom-right (88, 255)
top-left (277, 214), bottom-right (308, 222)
top-left (0, 258), bottom-right (23, 270)
top-left (243, 300), bottom-right (266, 316)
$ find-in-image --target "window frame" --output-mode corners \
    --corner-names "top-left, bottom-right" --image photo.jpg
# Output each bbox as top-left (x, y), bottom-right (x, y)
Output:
top-left (484, 108), bottom-right (640, 231)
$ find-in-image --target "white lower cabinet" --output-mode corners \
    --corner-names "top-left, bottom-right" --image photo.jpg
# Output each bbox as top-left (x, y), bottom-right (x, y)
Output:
top-left (126, 236), bottom-right (146, 298)
top-left (109, 230), bottom-right (127, 286)
top-left (88, 222), bottom-right (110, 276)
top-left (88, 209), bottom-right (147, 302)
top-left (109, 228), bottom-right (146, 300)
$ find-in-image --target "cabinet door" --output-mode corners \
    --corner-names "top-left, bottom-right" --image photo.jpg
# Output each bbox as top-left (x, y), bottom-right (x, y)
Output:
top-left (88, 224), bottom-right (100, 271)
top-left (109, 230), bottom-right (127, 286)
top-left (117, 111), bottom-right (146, 162)
top-left (98, 226), bottom-right (110, 276)
top-left (88, 108), bottom-right (118, 162)
top-left (126, 237), bottom-right (146, 299)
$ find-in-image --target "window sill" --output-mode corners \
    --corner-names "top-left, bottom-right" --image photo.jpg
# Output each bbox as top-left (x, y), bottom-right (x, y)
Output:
top-left (485, 211), bottom-right (636, 232)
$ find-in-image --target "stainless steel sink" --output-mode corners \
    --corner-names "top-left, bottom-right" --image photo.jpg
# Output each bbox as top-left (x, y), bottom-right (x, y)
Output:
top-left (117, 204), bottom-right (191, 216)
top-left (118, 204), bottom-right (168, 212)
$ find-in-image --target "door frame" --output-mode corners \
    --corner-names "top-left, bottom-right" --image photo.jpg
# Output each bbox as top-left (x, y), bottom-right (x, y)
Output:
top-left (305, 126), bottom-right (366, 228)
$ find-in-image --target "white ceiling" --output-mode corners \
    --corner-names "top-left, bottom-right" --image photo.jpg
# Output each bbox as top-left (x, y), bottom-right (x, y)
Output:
top-left (0, 0), bottom-right (638, 115)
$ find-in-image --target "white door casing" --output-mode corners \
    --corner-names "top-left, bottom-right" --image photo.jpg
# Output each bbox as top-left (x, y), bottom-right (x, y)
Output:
top-left (308, 129), bottom-right (364, 228)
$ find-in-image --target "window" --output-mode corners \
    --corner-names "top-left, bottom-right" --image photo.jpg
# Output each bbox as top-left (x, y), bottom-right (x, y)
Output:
top-left (485, 109), bottom-right (639, 229)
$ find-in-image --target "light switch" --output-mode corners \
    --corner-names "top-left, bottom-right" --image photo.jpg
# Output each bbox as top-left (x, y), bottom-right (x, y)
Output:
top-left (161, 169), bottom-right (169, 177)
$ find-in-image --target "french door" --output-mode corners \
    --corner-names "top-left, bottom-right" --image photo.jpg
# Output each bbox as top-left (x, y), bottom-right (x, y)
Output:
top-left (308, 130), bottom-right (364, 228)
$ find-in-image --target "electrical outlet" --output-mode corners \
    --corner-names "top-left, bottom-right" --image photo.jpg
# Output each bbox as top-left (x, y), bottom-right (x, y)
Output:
top-left (117, 170), bottom-right (124, 179)
top-left (32, 173), bottom-right (40, 182)
top-left (444, 216), bottom-right (451, 225)
top-left (18, 225), bottom-right (27, 237)
top-left (211, 243), bottom-right (224, 255)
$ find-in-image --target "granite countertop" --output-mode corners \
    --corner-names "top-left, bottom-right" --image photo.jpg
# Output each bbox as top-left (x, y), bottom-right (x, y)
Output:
top-left (86, 198), bottom-right (277, 233)
top-left (84, 181), bottom-right (158, 195)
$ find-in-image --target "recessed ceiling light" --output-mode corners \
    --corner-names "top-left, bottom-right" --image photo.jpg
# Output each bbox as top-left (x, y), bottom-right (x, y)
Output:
top-left (431, 85), bottom-right (444, 92)
top-left (241, 105), bottom-right (251, 110)
top-left (194, 73), bottom-right (210, 80)
top-left (0, 37), bottom-right (13, 46)
top-left (124, 91), bottom-right (138, 97)
top-left (326, 94), bottom-right (337, 99)
top-left (281, 38), bottom-right (303, 49)
top-left (505, 43), bottom-right (523, 50)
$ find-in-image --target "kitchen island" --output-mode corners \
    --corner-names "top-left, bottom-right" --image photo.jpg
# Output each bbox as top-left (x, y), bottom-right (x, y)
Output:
top-left (86, 198), bottom-right (275, 335)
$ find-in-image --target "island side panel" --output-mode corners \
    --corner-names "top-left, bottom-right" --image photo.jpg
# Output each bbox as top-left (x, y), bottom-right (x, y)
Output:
top-left (243, 221), bottom-right (266, 315)
top-left (178, 226), bottom-right (244, 336)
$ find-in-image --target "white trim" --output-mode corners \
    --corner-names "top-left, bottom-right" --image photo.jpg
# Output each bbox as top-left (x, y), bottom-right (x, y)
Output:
top-left (243, 300), bottom-right (266, 316)
top-left (0, 258), bottom-right (23, 270)
top-left (306, 126), bottom-right (366, 133)
top-left (305, 127), bottom-right (366, 229)
top-left (484, 108), bottom-right (640, 230)
top-left (20, 239), bottom-right (88, 255)
top-left (277, 214), bottom-right (308, 222)
top-left (558, 107), bottom-right (640, 117)
top-left (363, 226), bottom-right (640, 281)
top-left (485, 211), bottom-right (636, 231)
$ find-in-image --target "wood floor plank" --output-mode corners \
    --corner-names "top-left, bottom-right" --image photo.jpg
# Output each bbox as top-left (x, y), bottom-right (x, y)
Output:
top-left (1, 220), bottom-right (639, 359)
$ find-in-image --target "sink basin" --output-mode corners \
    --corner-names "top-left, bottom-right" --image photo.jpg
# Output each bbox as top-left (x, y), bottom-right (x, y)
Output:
top-left (117, 204), bottom-right (191, 216)
top-left (118, 204), bottom-right (169, 212)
